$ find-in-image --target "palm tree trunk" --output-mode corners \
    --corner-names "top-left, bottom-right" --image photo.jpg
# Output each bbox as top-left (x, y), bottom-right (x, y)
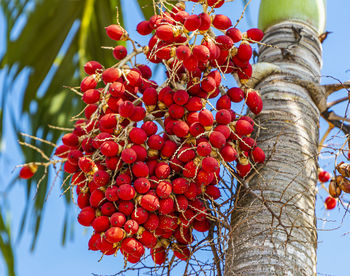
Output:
top-left (224, 20), bottom-right (322, 275)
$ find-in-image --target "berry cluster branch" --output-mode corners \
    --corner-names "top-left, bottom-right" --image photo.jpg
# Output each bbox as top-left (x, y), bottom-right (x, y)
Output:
top-left (323, 80), bottom-right (350, 97)
top-left (321, 109), bottom-right (350, 135)
top-left (16, 0), bottom-right (271, 273)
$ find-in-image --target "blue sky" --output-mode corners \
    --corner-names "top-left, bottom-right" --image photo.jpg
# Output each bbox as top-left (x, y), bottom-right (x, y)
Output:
top-left (1, 0), bottom-right (350, 275)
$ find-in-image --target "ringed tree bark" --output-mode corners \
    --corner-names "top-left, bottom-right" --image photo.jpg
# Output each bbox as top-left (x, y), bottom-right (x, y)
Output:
top-left (225, 0), bottom-right (326, 275)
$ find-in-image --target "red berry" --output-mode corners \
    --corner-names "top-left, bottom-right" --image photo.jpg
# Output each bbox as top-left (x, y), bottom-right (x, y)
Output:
top-left (216, 95), bottom-right (231, 110)
top-left (216, 35), bottom-right (234, 50)
top-left (239, 137), bottom-right (256, 152)
top-left (105, 227), bottom-right (125, 243)
top-left (84, 104), bottom-right (98, 120)
top-left (121, 238), bottom-right (144, 257)
top-left (110, 212), bottom-right (126, 227)
top-left (124, 219), bottom-right (139, 235)
top-left (138, 230), bottom-right (157, 248)
top-left (78, 207), bottom-right (95, 226)
top-left (129, 128), bottom-right (147, 145)
top-left (100, 141), bottom-right (119, 157)
top-left (78, 157), bottom-right (95, 173)
top-left (132, 162), bottom-right (149, 178)
top-left (207, 0), bottom-right (225, 8)
top-left (173, 90), bottom-right (189, 106)
top-left (169, 104), bottom-right (185, 119)
top-left (212, 14), bottom-right (232, 30)
top-left (93, 170), bottom-right (110, 187)
top-left (89, 189), bottom-right (105, 208)
top-left (199, 13), bottom-right (211, 31)
top-left (156, 25), bottom-right (175, 42)
top-left (216, 109), bottom-right (232, 125)
top-left (197, 141), bottom-right (211, 157)
top-left (92, 133), bottom-right (113, 149)
top-left (214, 125), bottom-right (231, 139)
top-left (220, 145), bottom-right (238, 162)
top-left (113, 45), bottom-right (127, 60)
top-left (134, 178), bottom-right (151, 194)
top-left (209, 131), bottom-right (226, 149)
top-left (201, 77), bottom-right (216, 94)
top-left (62, 133), bottom-right (79, 148)
top-left (160, 140), bottom-right (176, 158)
top-left (137, 64), bottom-right (152, 79)
top-left (116, 173), bottom-right (131, 186)
top-left (19, 164), bottom-right (37, 179)
top-left (131, 207), bottom-right (149, 224)
top-left (235, 118), bottom-right (254, 136)
top-left (80, 76), bottom-right (97, 92)
top-left (185, 97), bottom-right (203, 112)
top-left (319, 171), bottom-right (331, 182)
top-left (77, 192), bottom-right (90, 209)
top-left (109, 82), bottom-right (125, 97)
top-left (173, 121), bottom-right (189, 138)
top-left (183, 55), bottom-right (199, 72)
top-left (226, 28), bottom-right (242, 43)
top-left (144, 213), bottom-right (159, 231)
top-left (102, 67), bottom-right (121, 83)
top-left (130, 106), bottom-right (146, 122)
top-left (101, 202), bottom-right (117, 216)
top-left (156, 180), bottom-right (172, 199)
top-left (325, 196), bottom-right (337, 210)
top-left (132, 144), bottom-right (148, 161)
top-left (117, 184), bottom-right (135, 200)
top-left (193, 45), bottom-right (210, 62)
top-left (126, 70), bottom-right (142, 86)
top-left (247, 28), bottom-right (264, 42)
top-left (140, 194), bottom-right (160, 212)
top-left (147, 135), bottom-right (164, 151)
top-left (64, 162), bottom-right (79, 173)
top-left (193, 218), bottom-right (210, 232)
top-left (236, 163), bottom-right (251, 178)
top-left (143, 87), bottom-right (158, 106)
top-left (198, 109), bottom-right (214, 127)
top-left (252, 147), bottom-right (265, 163)
top-left (119, 101), bottom-right (135, 118)
top-left (55, 145), bottom-right (70, 158)
top-left (88, 233), bottom-right (101, 251)
top-left (118, 200), bottom-right (135, 216)
top-left (246, 91), bottom-right (263, 115)
top-left (172, 177), bottom-right (189, 194)
top-left (105, 24), bottom-right (126, 41)
top-left (237, 43), bottom-right (252, 61)
top-left (82, 89), bottom-right (100, 104)
top-left (155, 162), bottom-right (170, 179)
top-left (184, 15), bottom-right (201, 31)
top-left (205, 185), bottom-right (221, 200)
top-left (151, 247), bottom-right (166, 265)
top-left (105, 186), bottom-right (119, 202)
top-left (202, 157), bottom-right (219, 172)
top-left (227, 87), bottom-right (244, 102)
top-left (137, 21), bottom-right (152, 35)
top-left (176, 45), bottom-right (192, 61)
top-left (84, 61), bottom-right (103, 75)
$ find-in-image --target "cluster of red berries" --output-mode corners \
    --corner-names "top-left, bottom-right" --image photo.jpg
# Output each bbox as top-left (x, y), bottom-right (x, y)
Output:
top-left (322, 162), bottom-right (350, 210)
top-left (19, 0), bottom-right (266, 266)
top-left (318, 170), bottom-right (336, 210)
top-left (136, 1), bottom-right (263, 84)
